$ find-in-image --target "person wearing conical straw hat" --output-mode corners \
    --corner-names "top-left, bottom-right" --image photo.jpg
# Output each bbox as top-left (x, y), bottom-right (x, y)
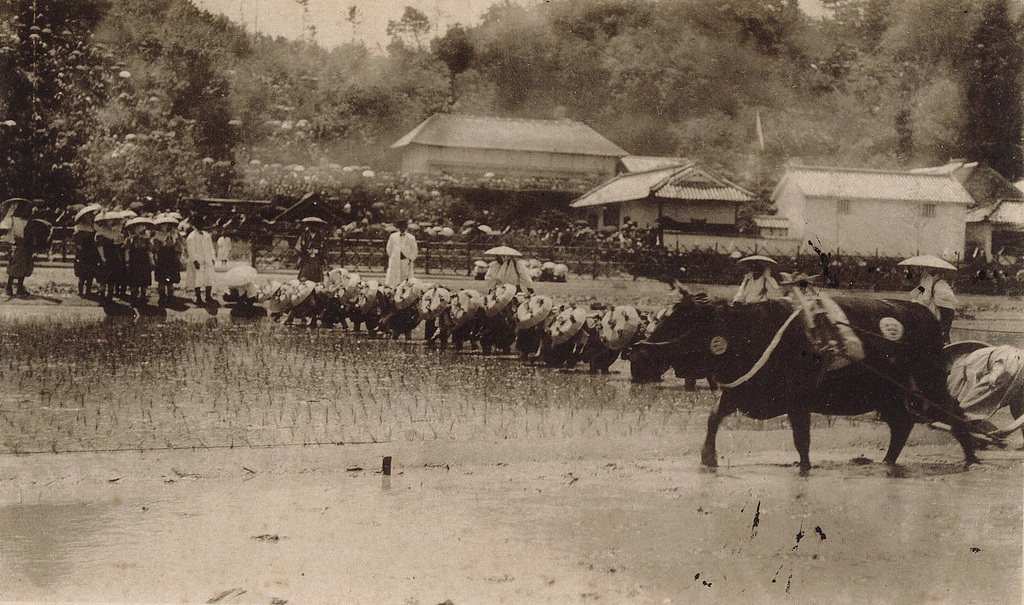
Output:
top-left (385, 218), bottom-right (417, 287)
top-left (732, 255), bottom-right (780, 304)
top-left (72, 204), bottom-right (102, 298)
top-left (483, 245), bottom-right (534, 293)
top-left (904, 256), bottom-right (958, 344)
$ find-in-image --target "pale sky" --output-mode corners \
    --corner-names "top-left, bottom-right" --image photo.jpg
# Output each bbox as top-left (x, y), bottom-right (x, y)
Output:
top-left (190, 1), bottom-right (839, 50)
top-left (190, 0), bottom-right (533, 50)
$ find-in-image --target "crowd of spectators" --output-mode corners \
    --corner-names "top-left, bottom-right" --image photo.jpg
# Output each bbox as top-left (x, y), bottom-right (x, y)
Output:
top-left (10, 161), bottom-right (1024, 296)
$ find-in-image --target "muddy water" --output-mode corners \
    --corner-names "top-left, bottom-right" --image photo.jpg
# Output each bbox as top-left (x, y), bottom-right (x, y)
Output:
top-left (0, 315), bottom-right (1020, 603)
top-left (0, 455), bottom-right (655, 604)
top-left (0, 446), bottom-right (1018, 604)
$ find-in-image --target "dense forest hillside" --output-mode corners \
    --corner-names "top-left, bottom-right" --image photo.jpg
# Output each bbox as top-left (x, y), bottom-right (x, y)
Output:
top-left (0, 0), bottom-right (1021, 209)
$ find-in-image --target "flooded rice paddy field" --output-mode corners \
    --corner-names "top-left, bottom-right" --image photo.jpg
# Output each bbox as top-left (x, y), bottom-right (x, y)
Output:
top-left (0, 315), bottom-right (865, 455)
top-left (0, 313), bottom-right (1020, 604)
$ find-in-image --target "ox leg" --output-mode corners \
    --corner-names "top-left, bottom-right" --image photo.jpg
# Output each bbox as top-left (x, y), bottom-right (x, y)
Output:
top-left (788, 410), bottom-right (812, 472)
top-left (1010, 399), bottom-right (1024, 448)
top-left (701, 397), bottom-right (737, 468)
top-left (878, 405), bottom-right (914, 466)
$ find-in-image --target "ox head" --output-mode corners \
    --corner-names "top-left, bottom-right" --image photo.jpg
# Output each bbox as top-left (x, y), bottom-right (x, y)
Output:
top-left (629, 291), bottom-right (718, 383)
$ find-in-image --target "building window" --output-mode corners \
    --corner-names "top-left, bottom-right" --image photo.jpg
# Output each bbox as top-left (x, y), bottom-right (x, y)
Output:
top-left (921, 203), bottom-right (936, 218)
top-left (837, 199), bottom-right (851, 214)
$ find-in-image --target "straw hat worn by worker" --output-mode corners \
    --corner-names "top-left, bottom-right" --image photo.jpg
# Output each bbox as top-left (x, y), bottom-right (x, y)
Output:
top-left (732, 255), bottom-right (780, 304)
top-left (484, 246), bottom-right (534, 292)
top-left (901, 255), bottom-right (959, 343)
top-left (385, 219), bottom-right (418, 287)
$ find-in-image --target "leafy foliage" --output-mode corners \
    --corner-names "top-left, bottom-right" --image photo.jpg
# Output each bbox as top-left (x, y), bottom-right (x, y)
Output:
top-left (0, 0), bottom-right (1021, 211)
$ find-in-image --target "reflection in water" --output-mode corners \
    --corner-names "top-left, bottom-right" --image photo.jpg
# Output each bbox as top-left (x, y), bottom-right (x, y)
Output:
top-left (0, 502), bottom-right (113, 588)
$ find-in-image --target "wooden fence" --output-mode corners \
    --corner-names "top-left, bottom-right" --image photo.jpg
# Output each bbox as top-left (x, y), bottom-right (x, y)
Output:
top-left (15, 232), bottom-right (1024, 296)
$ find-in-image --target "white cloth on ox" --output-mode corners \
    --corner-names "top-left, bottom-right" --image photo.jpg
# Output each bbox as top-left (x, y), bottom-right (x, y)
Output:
top-left (184, 229), bottom-right (216, 288)
top-left (948, 345), bottom-right (1024, 421)
top-left (385, 231), bottom-right (417, 287)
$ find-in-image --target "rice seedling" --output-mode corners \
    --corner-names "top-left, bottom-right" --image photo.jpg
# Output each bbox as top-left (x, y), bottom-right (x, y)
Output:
top-left (0, 315), bottom-right (836, 455)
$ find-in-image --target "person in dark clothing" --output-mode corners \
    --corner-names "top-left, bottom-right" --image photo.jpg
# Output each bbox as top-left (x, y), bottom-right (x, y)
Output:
top-left (124, 217), bottom-right (155, 303)
top-left (72, 204), bottom-right (103, 297)
top-left (152, 214), bottom-right (183, 305)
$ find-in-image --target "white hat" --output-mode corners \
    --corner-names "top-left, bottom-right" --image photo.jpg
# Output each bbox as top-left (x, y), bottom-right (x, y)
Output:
top-left (449, 289), bottom-right (484, 327)
top-left (598, 305), bottom-right (641, 350)
top-left (484, 284), bottom-right (517, 317)
top-left (516, 294), bottom-right (553, 329)
top-left (419, 286), bottom-right (451, 321)
top-left (550, 307), bottom-right (588, 345)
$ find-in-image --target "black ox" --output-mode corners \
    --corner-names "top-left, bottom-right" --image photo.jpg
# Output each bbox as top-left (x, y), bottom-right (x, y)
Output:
top-left (630, 293), bottom-right (980, 471)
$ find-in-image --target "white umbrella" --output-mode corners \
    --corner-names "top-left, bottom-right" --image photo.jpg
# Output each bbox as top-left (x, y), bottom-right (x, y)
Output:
top-left (738, 255), bottom-right (778, 265)
top-left (484, 245), bottom-right (522, 257)
top-left (897, 255), bottom-right (957, 271)
top-left (73, 203), bottom-right (102, 223)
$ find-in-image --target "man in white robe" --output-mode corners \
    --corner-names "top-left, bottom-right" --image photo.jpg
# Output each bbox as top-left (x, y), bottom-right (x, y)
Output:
top-left (185, 218), bottom-right (217, 304)
top-left (385, 220), bottom-right (417, 287)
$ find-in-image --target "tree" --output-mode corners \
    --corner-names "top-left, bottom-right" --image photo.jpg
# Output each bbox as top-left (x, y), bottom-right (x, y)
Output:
top-left (821, 0), bottom-right (893, 51)
top-left (387, 6), bottom-right (432, 51)
top-left (344, 5), bottom-right (361, 42)
top-left (0, 0), bottom-right (112, 204)
top-left (432, 25), bottom-right (474, 100)
top-left (720, 0), bottom-right (804, 57)
top-left (958, 0), bottom-right (1023, 179)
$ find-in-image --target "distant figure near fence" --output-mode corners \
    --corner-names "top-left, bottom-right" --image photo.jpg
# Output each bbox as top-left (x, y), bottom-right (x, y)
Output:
top-left (295, 217), bottom-right (329, 283)
top-left (484, 245), bottom-right (534, 293)
top-left (216, 233), bottom-right (232, 269)
top-left (385, 219), bottom-right (417, 287)
top-left (185, 217), bottom-right (217, 305)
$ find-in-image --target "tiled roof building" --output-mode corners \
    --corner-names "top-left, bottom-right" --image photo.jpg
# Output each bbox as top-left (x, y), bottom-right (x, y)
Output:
top-left (768, 165), bottom-right (973, 259)
top-left (391, 114), bottom-right (627, 180)
top-left (571, 162), bottom-right (754, 231)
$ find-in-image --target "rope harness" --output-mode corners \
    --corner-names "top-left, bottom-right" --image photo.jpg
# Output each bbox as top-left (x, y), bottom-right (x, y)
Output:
top-left (707, 306), bottom-right (1002, 446)
top-left (717, 310), bottom-right (800, 389)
